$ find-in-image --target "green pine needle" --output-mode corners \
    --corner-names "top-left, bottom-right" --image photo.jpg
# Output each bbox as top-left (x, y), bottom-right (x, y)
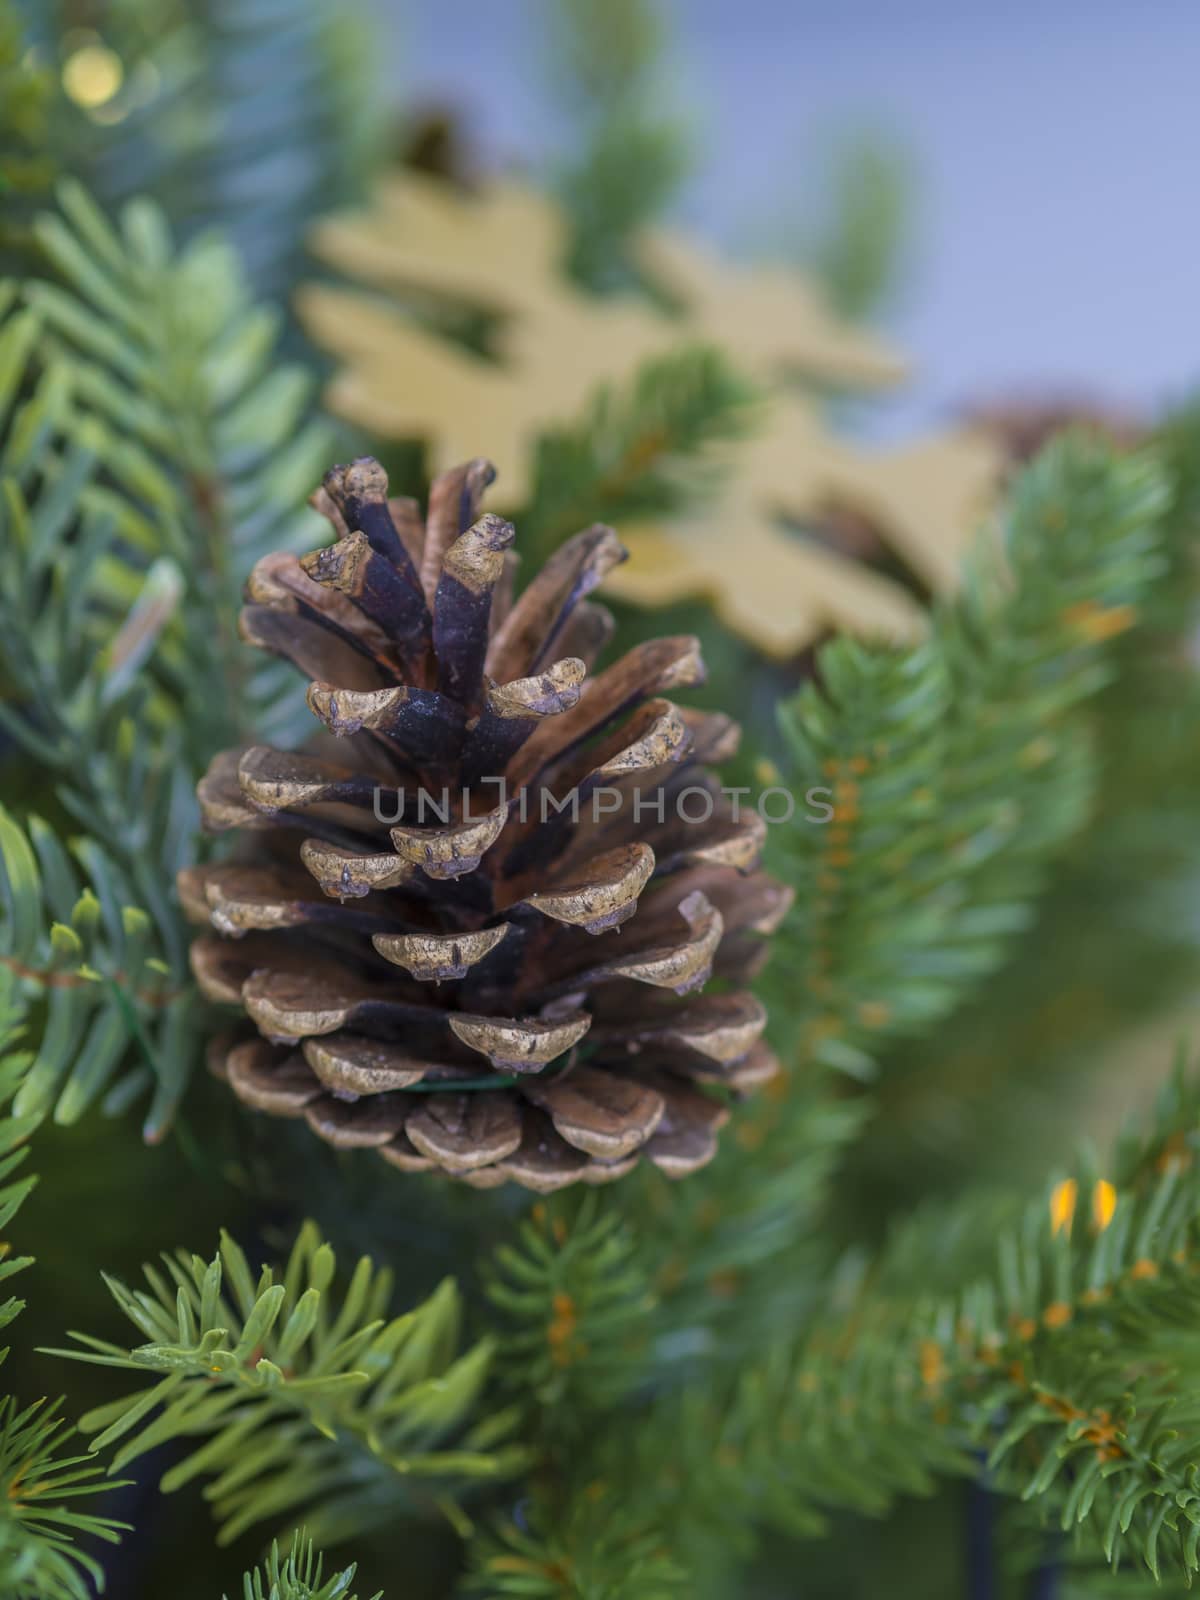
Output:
top-left (767, 433), bottom-right (1170, 1080)
top-left (47, 1220), bottom-right (526, 1549)
top-left (0, 178), bottom-right (335, 1133)
top-left (521, 343), bottom-right (756, 563)
top-left (229, 1529), bottom-right (380, 1600)
top-left (0, 1396), bottom-right (128, 1600)
top-left (467, 1499), bottom-right (687, 1600)
top-left (485, 1194), bottom-right (654, 1425)
top-left (542, 0), bottom-right (692, 293)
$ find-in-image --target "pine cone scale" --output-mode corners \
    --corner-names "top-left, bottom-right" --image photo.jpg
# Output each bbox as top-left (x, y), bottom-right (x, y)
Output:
top-left (404, 1091), bottom-right (524, 1170)
top-left (432, 512), bottom-right (516, 704)
top-left (302, 1034), bottom-right (432, 1093)
top-left (485, 523), bottom-right (626, 683)
top-left (420, 456), bottom-right (496, 610)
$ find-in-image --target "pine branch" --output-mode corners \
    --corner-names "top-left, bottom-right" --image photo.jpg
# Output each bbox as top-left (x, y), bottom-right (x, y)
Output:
top-left (484, 1195), bottom-right (653, 1432)
top-left (0, 281), bottom-right (198, 1131)
top-left (229, 1530), bottom-right (381, 1600)
top-left (803, 131), bottom-right (917, 321)
top-left (766, 434), bottom-right (1169, 1082)
top-left (851, 401), bottom-right (1200, 1205)
top-left (0, 310), bottom-right (190, 943)
top-left (0, 182), bottom-right (336, 1130)
top-left (0, 805), bottom-right (193, 1131)
top-left (471, 437), bottom-right (1176, 1598)
top-left (613, 1074), bottom-right (864, 1372)
top-left (640, 1058), bottom-right (1200, 1584)
top-left (47, 1220), bottom-right (526, 1550)
top-left (466, 1498), bottom-right (687, 1600)
top-left (520, 344), bottom-right (756, 564)
top-left (599, 435), bottom-right (1168, 1382)
top-left (0, 2), bottom-right (54, 268)
top-left (0, 1023), bottom-right (41, 1332)
top-left (0, 994), bottom-right (130, 1598)
top-left (28, 180), bottom-right (332, 750)
top-left (541, 0), bottom-right (691, 294)
top-left (20, 0), bottom-right (383, 299)
top-left (0, 1396), bottom-right (128, 1600)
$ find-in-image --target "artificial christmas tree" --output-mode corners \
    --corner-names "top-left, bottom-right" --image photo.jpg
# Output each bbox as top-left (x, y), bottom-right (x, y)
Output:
top-left (181, 456), bottom-right (786, 1189)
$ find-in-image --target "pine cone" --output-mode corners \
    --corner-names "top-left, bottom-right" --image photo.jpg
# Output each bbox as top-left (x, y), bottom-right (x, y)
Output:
top-left (964, 397), bottom-right (1142, 467)
top-left (181, 457), bottom-right (789, 1190)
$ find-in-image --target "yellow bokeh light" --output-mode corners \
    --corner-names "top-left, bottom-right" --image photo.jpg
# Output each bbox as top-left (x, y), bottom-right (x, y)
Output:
top-left (1049, 1178), bottom-right (1077, 1237)
top-left (1092, 1179), bottom-right (1117, 1232)
top-left (62, 45), bottom-right (124, 110)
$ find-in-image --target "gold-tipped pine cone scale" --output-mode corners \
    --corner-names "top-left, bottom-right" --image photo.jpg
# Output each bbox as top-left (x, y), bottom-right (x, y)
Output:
top-left (182, 455), bottom-right (789, 1190)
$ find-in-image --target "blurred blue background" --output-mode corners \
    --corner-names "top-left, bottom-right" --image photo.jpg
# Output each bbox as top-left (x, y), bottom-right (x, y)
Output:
top-left (371, 0), bottom-right (1198, 435)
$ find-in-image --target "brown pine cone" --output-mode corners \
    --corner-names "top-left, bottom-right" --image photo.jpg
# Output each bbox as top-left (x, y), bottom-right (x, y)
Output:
top-left (181, 456), bottom-right (789, 1191)
top-left (964, 396), bottom-right (1143, 467)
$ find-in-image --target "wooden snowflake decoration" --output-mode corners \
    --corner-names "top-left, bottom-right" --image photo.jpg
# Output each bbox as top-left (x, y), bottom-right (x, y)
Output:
top-left (297, 172), bottom-right (1000, 658)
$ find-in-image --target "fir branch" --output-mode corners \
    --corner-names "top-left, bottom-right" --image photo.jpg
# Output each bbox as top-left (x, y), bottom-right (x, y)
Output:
top-left (0, 1027), bottom-right (41, 1330)
top-left (48, 1220), bottom-right (526, 1550)
top-left (645, 1059), bottom-right (1200, 1583)
top-left (520, 344), bottom-right (755, 564)
top-left (0, 805), bottom-right (192, 1130)
top-left (803, 130), bottom-right (917, 321)
top-left (0, 181), bottom-right (336, 1129)
top-left (19, 0), bottom-right (383, 299)
top-left (0, 1396), bottom-right (128, 1600)
top-left (0, 994), bottom-right (129, 1597)
top-left (0, 279), bottom-right (198, 1130)
top-left (229, 1530), bottom-right (381, 1600)
top-left (0, 2), bottom-right (54, 267)
top-left (615, 1074), bottom-right (864, 1372)
top-left (484, 1195), bottom-right (654, 1428)
top-left (466, 1498), bottom-right (687, 1600)
top-left (766, 434), bottom-right (1169, 1082)
top-left (839, 404), bottom-right (1200, 1214)
top-left (603, 436), bottom-right (1168, 1382)
top-left (541, 0), bottom-right (691, 294)
top-left (481, 436), bottom-right (1179, 1591)
top-left (28, 180), bottom-right (332, 749)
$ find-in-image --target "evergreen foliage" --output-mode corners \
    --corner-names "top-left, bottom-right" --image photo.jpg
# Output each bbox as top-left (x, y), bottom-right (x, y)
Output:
top-left (0, 2), bottom-right (53, 264)
top-left (557, 438), bottom-right (1172, 1400)
top-left (0, 807), bottom-right (181, 1130)
top-left (520, 344), bottom-right (755, 564)
top-left (476, 1058), bottom-right (1200, 1590)
top-left (0, 5), bottom-right (1196, 1596)
top-left (802, 131), bottom-right (917, 320)
top-left (847, 404), bottom-right (1200, 1210)
top-left (14, 0), bottom-right (381, 295)
top-left (0, 1397), bottom-right (126, 1600)
top-left (229, 1531), bottom-right (380, 1600)
top-left (0, 1048), bottom-right (39, 1335)
top-left (47, 1221), bottom-right (526, 1549)
top-left (467, 1501), bottom-right (688, 1600)
top-left (1, 177), bottom-right (330, 1133)
top-left (0, 1012), bottom-right (128, 1596)
top-left (485, 1196), bottom-right (653, 1427)
top-left (27, 180), bottom-right (330, 747)
top-left (774, 1060), bottom-right (1200, 1583)
top-left (766, 436), bottom-right (1168, 1081)
top-left (4, 239), bottom-right (1191, 1600)
top-left (0, 278), bottom-right (194, 1131)
top-left (541, 0), bottom-right (691, 293)
top-left (394, 436), bottom-right (1176, 1595)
